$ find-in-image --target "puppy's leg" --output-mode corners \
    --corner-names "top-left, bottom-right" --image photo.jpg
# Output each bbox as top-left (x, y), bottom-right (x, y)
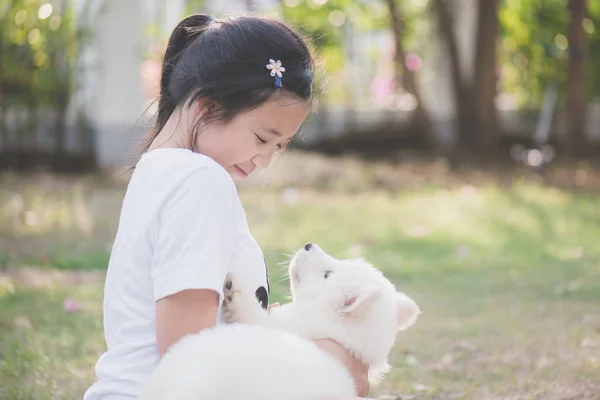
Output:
top-left (222, 274), bottom-right (270, 325)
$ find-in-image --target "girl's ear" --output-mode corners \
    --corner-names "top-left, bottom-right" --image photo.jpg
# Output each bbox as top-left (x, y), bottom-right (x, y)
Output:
top-left (195, 97), bottom-right (215, 118)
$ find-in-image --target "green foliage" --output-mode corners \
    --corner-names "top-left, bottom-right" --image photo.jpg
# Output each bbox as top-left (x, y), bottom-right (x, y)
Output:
top-left (587, 0), bottom-right (600, 101)
top-left (279, 0), bottom-right (429, 105)
top-left (499, 0), bottom-right (600, 107)
top-left (281, 0), bottom-right (384, 49)
top-left (1, 0), bottom-right (96, 108)
top-left (184, 0), bottom-right (207, 18)
top-left (281, 0), bottom-right (600, 110)
top-left (279, 0), bottom-right (385, 103)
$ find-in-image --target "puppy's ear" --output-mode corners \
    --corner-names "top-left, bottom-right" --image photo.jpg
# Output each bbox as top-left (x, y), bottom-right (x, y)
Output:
top-left (395, 291), bottom-right (420, 330)
top-left (339, 287), bottom-right (381, 317)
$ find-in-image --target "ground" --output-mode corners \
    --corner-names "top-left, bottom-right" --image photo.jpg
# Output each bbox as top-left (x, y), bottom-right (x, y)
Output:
top-left (1, 151), bottom-right (599, 400)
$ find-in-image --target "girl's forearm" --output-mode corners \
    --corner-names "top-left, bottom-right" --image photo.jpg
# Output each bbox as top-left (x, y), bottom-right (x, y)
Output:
top-left (312, 338), bottom-right (371, 397)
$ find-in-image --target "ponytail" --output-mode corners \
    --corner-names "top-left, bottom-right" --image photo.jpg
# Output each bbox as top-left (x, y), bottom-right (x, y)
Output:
top-left (153, 14), bottom-right (213, 147)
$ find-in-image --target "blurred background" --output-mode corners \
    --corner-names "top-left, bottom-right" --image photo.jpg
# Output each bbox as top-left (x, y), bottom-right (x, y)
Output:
top-left (1, 1), bottom-right (599, 399)
top-left (2, 0), bottom-right (600, 170)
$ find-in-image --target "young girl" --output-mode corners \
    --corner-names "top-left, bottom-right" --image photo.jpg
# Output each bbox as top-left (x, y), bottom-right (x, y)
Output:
top-left (84, 14), bottom-right (370, 400)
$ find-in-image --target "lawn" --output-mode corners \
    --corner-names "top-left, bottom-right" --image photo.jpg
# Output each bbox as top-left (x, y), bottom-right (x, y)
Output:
top-left (1, 154), bottom-right (599, 399)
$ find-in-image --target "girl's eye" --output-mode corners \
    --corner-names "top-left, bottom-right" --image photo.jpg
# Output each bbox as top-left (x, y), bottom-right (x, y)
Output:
top-left (255, 134), bottom-right (267, 144)
top-left (256, 134), bottom-right (289, 151)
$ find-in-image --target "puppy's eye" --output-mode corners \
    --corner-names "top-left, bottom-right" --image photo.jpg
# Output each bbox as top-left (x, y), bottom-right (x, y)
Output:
top-left (324, 271), bottom-right (332, 279)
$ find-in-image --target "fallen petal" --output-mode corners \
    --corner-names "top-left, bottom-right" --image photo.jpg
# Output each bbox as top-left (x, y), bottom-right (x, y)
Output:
top-left (63, 298), bottom-right (84, 313)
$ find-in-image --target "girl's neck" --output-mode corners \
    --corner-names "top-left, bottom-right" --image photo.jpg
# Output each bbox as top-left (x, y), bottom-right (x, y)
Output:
top-left (148, 106), bottom-right (194, 152)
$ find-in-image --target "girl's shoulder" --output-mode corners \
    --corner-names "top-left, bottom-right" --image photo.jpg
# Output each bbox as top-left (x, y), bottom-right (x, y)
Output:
top-left (133, 148), bottom-right (236, 193)
top-left (123, 148), bottom-right (241, 219)
top-left (138, 148), bottom-right (232, 181)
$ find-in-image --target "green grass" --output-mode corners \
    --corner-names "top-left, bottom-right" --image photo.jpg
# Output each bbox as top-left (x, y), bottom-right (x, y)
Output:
top-left (1, 169), bottom-right (599, 399)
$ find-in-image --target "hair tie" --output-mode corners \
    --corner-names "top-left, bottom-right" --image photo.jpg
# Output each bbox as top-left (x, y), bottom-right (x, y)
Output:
top-left (266, 59), bottom-right (285, 88)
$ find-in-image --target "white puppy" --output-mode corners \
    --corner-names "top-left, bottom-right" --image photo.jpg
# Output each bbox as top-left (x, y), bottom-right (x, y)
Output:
top-left (139, 243), bottom-right (420, 400)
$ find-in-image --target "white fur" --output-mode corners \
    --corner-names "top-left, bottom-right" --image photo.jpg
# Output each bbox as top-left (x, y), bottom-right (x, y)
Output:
top-left (139, 243), bottom-right (420, 400)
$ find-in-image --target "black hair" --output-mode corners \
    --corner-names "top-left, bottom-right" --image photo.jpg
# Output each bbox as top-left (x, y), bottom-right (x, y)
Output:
top-left (141, 14), bottom-right (316, 152)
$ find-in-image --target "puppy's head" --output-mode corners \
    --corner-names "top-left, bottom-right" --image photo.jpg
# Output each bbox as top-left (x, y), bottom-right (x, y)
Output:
top-left (288, 243), bottom-right (420, 380)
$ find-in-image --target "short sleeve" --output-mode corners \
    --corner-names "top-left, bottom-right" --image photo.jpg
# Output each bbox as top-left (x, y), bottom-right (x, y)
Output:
top-left (150, 166), bottom-right (236, 304)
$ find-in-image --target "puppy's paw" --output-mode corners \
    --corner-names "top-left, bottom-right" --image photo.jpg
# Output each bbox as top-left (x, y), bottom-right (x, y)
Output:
top-left (223, 274), bottom-right (235, 303)
top-left (221, 273), bottom-right (269, 325)
top-left (221, 273), bottom-right (239, 323)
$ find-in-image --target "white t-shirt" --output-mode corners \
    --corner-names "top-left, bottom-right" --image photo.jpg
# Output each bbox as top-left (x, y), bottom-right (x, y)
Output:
top-left (84, 148), bottom-right (270, 400)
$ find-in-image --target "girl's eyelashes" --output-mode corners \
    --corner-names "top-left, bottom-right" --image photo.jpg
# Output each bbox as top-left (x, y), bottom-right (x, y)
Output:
top-left (255, 133), bottom-right (286, 150)
top-left (255, 134), bottom-right (267, 144)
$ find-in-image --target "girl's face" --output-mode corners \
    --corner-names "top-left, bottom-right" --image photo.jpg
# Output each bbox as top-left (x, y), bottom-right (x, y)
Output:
top-left (194, 93), bottom-right (310, 180)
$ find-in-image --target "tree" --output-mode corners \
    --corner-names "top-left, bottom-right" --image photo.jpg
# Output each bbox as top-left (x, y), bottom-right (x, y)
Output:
top-left (279, 0), bottom-right (392, 108)
top-left (385, 0), bottom-right (437, 150)
top-left (565, 0), bottom-right (588, 157)
top-left (1, 0), bottom-right (98, 170)
top-left (432, 0), bottom-right (502, 160)
top-left (473, 0), bottom-right (501, 153)
top-left (499, 0), bottom-right (600, 158)
top-left (499, 0), bottom-right (569, 107)
top-left (432, 0), bottom-right (476, 151)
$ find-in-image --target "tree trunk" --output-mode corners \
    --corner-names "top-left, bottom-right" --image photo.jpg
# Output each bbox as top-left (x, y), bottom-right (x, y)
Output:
top-left (26, 95), bottom-right (38, 153)
top-left (472, 0), bottom-right (501, 154)
top-left (0, 33), bottom-right (4, 150)
top-left (0, 105), bottom-right (6, 156)
top-left (76, 107), bottom-right (97, 170)
top-left (432, 0), bottom-right (477, 157)
top-left (385, 0), bottom-right (438, 150)
top-left (565, 0), bottom-right (588, 158)
top-left (54, 90), bottom-right (69, 156)
top-left (0, 70), bottom-right (5, 152)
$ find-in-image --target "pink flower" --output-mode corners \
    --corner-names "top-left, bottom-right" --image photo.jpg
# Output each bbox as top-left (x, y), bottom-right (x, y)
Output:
top-left (405, 53), bottom-right (423, 71)
top-left (63, 297), bottom-right (83, 313)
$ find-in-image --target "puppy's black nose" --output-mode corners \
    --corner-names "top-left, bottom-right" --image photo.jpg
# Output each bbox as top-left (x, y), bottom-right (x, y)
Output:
top-left (304, 242), bottom-right (313, 251)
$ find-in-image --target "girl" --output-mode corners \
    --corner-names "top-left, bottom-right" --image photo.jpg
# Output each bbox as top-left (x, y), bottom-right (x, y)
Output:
top-left (84, 14), bottom-right (370, 400)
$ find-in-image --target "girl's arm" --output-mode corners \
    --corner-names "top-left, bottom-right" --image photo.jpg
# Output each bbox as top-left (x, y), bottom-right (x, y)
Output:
top-left (313, 338), bottom-right (371, 397)
top-left (155, 288), bottom-right (220, 356)
top-left (155, 292), bottom-right (370, 397)
top-left (267, 304), bottom-right (370, 396)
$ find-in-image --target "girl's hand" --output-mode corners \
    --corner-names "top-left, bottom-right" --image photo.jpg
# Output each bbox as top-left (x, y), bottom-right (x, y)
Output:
top-left (312, 338), bottom-right (370, 397)
top-left (267, 302), bottom-right (280, 313)
top-left (267, 304), bottom-right (369, 395)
